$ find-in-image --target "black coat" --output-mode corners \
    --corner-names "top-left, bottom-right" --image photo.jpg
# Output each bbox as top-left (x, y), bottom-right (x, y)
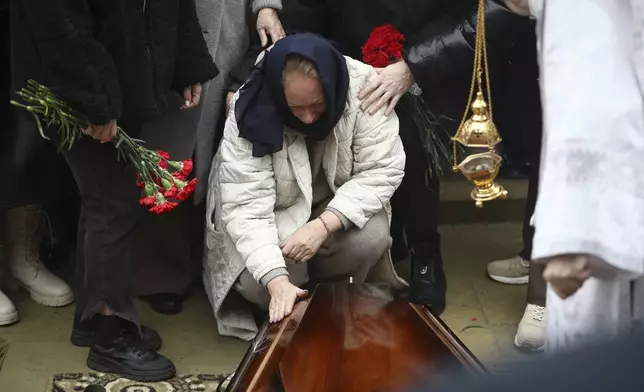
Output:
top-left (279, 0), bottom-right (444, 61)
top-left (401, 0), bottom-right (542, 165)
top-left (229, 0), bottom-right (541, 166)
top-left (10, 0), bottom-right (217, 125)
top-left (5, 0), bottom-right (217, 208)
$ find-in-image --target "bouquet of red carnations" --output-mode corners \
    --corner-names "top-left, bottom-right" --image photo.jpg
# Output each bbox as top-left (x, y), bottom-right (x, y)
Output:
top-left (361, 24), bottom-right (406, 68)
top-left (361, 25), bottom-right (460, 176)
top-left (11, 80), bottom-right (196, 214)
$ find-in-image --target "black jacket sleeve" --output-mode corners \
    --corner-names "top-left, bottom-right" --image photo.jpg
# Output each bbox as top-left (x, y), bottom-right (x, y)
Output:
top-left (18, 0), bottom-right (122, 125)
top-left (172, 0), bottom-right (219, 91)
top-left (403, 0), bottom-right (533, 92)
top-left (228, 0), bottom-right (328, 94)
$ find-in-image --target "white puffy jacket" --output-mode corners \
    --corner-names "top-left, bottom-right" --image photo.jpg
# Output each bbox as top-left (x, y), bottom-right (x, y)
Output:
top-left (204, 56), bottom-right (407, 340)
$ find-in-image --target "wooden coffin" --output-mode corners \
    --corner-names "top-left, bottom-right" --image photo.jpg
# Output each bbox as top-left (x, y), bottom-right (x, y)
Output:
top-left (225, 283), bottom-right (487, 392)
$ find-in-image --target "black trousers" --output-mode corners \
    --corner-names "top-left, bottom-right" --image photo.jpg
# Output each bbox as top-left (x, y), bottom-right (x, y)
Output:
top-left (59, 134), bottom-right (144, 325)
top-left (499, 33), bottom-right (544, 306)
top-left (390, 97), bottom-right (441, 258)
top-left (519, 153), bottom-right (546, 307)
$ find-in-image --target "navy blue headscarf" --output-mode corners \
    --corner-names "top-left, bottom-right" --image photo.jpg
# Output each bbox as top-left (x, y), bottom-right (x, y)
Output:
top-left (235, 33), bottom-right (350, 158)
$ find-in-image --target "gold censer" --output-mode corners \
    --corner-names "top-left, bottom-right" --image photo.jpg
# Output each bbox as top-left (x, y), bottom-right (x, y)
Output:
top-left (452, 0), bottom-right (508, 208)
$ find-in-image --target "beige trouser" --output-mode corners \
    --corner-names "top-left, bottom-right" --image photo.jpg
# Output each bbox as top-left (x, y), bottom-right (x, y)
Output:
top-left (234, 203), bottom-right (391, 310)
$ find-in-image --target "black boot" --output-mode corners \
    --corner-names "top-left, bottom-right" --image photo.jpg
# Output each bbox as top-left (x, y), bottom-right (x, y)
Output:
top-left (143, 293), bottom-right (184, 315)
top-left (86, 315), bottom-right (175, 382)
top-left (408, 244), bottom-right (447, 315)
top-left (71, 314), bottom-right (162, 351)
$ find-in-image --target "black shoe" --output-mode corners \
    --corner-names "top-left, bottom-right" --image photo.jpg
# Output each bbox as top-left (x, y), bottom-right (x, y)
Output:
top-left (86, 316), bottom-right (175, 382)
top-left (408, 248), bottom-right (447, 315)
top-left (144, 293), bottom-right (184, 315)
top-left (71, 316), bottom-right (162, 351)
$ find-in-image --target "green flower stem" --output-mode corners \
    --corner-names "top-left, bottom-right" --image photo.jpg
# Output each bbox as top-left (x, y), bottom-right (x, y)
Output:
top-left (10, 80), bottom-right (176, 187)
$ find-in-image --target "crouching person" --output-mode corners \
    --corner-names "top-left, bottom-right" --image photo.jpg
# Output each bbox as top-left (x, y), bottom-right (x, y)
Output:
top-left (203, 33), bottom-right (408, 340)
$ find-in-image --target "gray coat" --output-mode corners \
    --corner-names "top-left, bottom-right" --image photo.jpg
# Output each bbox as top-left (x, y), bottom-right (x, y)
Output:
top-left (192, 0), bottom-right (282, 203)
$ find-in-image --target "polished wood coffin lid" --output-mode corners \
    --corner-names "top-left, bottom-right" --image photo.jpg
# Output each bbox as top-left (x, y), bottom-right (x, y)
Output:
top-left (226, 283), bottom-right (487, 392)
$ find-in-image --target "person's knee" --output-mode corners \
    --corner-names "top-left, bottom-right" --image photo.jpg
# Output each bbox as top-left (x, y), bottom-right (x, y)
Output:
top-left (353, 217), bottom-right (391, 266)
top-left (235, 270), bottom-right (270, 310)
top-left (308, 211), bottom-right (391, 281)
top-left (335, 211), bottom-right (391, 277)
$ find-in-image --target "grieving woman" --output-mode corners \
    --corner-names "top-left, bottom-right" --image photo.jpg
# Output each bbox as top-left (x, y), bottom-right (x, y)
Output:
top-left (204, 33), bottom-right (407, 340)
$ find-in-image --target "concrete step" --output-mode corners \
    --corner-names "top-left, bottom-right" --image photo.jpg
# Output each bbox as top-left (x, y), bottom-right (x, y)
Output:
top-left (439, 176), bottom-right (528, 225)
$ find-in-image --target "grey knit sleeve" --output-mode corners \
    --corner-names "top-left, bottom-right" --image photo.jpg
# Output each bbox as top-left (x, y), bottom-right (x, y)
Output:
top-left (259, 267), bottom-right (289, 287)
top-left (251, 0), bottom-right (282, 14)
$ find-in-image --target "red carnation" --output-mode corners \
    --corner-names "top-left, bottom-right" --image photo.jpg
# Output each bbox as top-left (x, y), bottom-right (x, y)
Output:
top-left (180, 160), bottom-right (193, 177)
top-left (363, 50), bottom-right (390, 68)
top-left (139, 196), bottom-right (156, 207)
top-left (387, 42), bottom-right (403, 59)
top-left (150, 201), bottom-right (178, 214)
top-left (163, 184), bottom-right (179, 199)
top-left (362, 24), bottom-right (406, 68)
top-left (157, 150), bottom-right (170, 169)
top-left (175, 178), bottom-right (198, 201)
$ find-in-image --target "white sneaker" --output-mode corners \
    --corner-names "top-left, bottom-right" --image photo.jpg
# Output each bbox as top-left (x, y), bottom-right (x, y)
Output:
top-left (514, 304), bottom-right (546, 352)
top-left (487, 256), bottom-right (530, 285)
top-left (5, 205), bottom-right (74, 307)
top-left (0, 289), bottom-right (19, 326)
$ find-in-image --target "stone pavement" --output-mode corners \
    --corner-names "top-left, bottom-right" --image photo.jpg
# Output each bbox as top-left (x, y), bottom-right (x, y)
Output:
top-left (0, 179), bottom-right (541, 391)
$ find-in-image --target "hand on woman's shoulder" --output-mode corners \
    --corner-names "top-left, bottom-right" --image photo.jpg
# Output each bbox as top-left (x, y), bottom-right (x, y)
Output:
top-left (343, 57), bottom-right (381, 111)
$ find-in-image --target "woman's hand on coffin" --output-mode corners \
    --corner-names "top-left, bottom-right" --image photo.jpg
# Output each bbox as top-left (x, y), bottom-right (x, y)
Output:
top-left (280, 219), bottom-right (329, 263)
top-left (181, 83), bottom-right (203, 110)
top-left (256, 8), bottom-right (286, 47)
top-left (83, 119), bottom-right (118, 143)
top-left (541, 255), bottom-right (592, 299)
top-left (266, 275), bottom-right (308, 323)
top-left (358, 61), bottom-right (414, 116)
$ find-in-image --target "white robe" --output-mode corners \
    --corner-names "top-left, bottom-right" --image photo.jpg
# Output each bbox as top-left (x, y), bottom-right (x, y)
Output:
top-left (527, 0), bottom-right (644, 354)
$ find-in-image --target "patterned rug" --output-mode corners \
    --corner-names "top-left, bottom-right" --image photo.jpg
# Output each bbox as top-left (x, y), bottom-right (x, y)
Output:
top-left (47, 372), bottom-right (234, 392)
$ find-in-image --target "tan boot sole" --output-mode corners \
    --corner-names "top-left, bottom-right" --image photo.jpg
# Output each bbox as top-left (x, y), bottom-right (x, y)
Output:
top-left (24, 286), bottom-right (74, 308)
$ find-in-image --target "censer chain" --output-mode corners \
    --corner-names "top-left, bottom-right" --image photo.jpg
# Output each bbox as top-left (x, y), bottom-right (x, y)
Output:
top-left (452, 0), bottom-right (494, 171)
